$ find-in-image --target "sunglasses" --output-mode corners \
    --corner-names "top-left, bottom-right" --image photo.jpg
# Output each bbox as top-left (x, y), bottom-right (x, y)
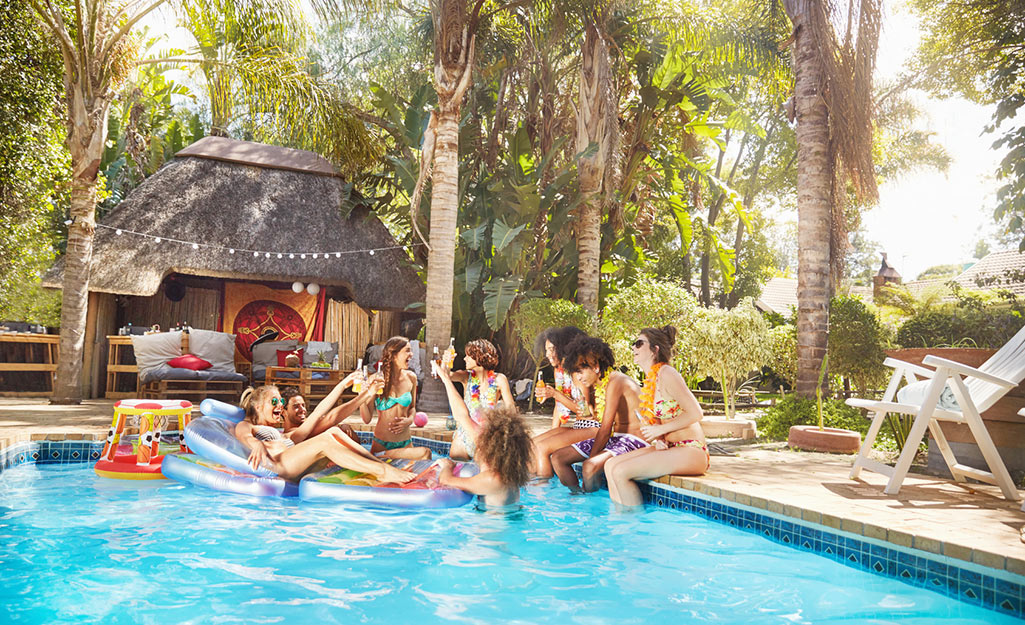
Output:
top-left (631, 339), bottom-right (647, 349)
top-left (270, 397), bottom-right (285, 406)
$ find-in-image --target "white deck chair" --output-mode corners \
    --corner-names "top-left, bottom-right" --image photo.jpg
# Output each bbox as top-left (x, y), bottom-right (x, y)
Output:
top-left (846, 326), bottom-right (1025, 501)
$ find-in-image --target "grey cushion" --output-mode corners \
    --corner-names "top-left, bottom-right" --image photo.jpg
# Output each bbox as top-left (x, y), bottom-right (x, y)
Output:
top-left (196, 369), bottom-right (248, 382)
top-left (303, 341), bottom-right (338, 367)
top-left (896, 379), bottom-right (961, 411)
top-left (189, 329), bottom-right (237, 372)
top-left (131, 331), bottom-right (183, 371)
top-left (138, 363), bottom-right (200, 384)
top-left (252, 340), bottom-right (298, 368)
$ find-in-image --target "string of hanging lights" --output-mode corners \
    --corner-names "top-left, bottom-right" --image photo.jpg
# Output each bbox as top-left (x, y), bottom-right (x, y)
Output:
top-left (91, 222), bottom-right (419, 259)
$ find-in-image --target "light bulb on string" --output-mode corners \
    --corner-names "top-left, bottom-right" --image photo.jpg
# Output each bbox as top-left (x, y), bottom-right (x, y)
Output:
top-left (155, 237), bottom-right (161, 243)
top-left (313, 253), bottom-right (318, 259)
top-left (369, 249), bottom-right (375, 256)
top-left (264, 252), bottom-right (270, 258)
top-left (300, 254), bottom-right (306, 259)
top-left (289, 254), bottom-right (295, 259)
top-left (277, 253), bottom-right (283, 259)
top-left (115, 229), bottom-right (122, 235)
top-left (253, 251), bottom-right (259, 257)
top-left (229, 249), bottom-right (235, 254)
top-left (192, 243), bottom-right (199, 250)
top-left (335, 253), bottom-right (341, 258)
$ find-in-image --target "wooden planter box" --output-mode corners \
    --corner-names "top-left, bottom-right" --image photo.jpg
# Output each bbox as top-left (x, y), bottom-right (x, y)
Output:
top-left (885, 347), bottom-right (1025, 481)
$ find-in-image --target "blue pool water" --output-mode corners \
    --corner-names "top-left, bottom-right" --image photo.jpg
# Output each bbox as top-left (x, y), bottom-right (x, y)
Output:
top-left (0, 463), bottom-right (1016, 625)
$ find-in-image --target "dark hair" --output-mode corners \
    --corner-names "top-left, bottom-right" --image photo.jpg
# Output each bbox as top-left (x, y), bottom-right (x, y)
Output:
top-left (380, 336), bottom-right (409, 396)
top-left (465, 338), bottom-right (500, 370)
top-left (562, 336), bottom-right (615, 377)
top-left (475, 407), bottom-right (533, 489)
top-left (548, 326), bottom-right (588, 368)
top-left (640, 325), bottom-right (678, 364)
top-left (279, 386), bottom-right (302, 403)
top-left (240, 385), bottom-right (279, 422)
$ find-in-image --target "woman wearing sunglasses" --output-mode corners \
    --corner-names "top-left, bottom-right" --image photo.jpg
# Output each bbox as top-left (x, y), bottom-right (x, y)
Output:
top-left (604, 326), bottom-right (707, 506)
top-left (234, 385), bottom-right (415, 483)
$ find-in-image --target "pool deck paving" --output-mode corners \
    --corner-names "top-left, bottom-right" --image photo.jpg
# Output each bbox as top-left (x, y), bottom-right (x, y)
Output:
top-left (2, 397), bottom-right (1023, 581)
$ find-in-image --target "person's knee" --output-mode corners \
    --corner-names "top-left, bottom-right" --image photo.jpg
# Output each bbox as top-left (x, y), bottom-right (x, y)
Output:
top-left (581, 458), bottom-right (602, 479)
top-left (604, 457), bottom-right (622, 482)
top-left (415, 447), bottom-right (431, 460)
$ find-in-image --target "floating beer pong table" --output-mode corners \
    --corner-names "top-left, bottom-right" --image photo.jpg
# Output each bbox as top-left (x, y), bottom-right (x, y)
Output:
top-left (94, 399), bottom-right (194, 480)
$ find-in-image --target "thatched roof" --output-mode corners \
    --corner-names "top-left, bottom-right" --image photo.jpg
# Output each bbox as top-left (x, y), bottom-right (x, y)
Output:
top-left (44, 138), bottom-right (424, 311)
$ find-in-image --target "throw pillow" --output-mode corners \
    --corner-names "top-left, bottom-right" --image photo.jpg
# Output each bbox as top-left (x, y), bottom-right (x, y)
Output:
top-left (189, 329), bottom-right (237, 372)
top-left (167, 354), bottom-right (212, 371)
top-left (277, 348), bottom-right (304, 368)
top-left (253, 340), bottom-right (298, 367)
top-left (131, 331), bottom-right (183, 371)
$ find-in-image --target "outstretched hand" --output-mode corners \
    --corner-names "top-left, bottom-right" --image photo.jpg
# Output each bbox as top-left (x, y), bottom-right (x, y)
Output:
top-left (247, 442), bottom-right (269, 470)
top-left (431, 360), bottom-right (452, 383)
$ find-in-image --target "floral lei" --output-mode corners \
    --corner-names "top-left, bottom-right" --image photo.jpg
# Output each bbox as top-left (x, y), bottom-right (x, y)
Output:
top-left (586, 372), bottom-right (611, 422)
top-left (468, 369), bottom-right (499, 417)
top-left (638, 362), bottom-right (664, 426)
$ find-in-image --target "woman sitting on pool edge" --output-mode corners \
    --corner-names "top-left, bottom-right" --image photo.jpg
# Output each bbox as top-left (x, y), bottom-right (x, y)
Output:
top-left (447, 338), bottom-right (514, 461)
top-left (549, 336), bottom-right (645, 492)
top-left (604, 326), bottom-right (707, 506)
top-left (433, 360), bottom-right (533, 507)
top-left (359, 336), bottom-right (431, 460)
top-left (235, 384), bottom-right (414, 483)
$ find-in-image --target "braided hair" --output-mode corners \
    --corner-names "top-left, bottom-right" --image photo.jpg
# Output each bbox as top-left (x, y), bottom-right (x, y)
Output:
top-left (379, 336), bottom-right (409, 397)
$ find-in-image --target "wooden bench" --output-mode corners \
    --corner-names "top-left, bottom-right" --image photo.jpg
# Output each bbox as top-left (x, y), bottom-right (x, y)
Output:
top-left (108, 333), bottom-right (248, 401)
top-left (0, 333), bottom-right (58, 397)
top-left (140, 378), bottom-right (244, 403)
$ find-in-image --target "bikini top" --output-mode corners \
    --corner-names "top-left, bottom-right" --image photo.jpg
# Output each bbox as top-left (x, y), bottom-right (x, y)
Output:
top-left (252, 425), bottom-right (295, 448)
top-left (375, 391), bottom-right (413, 411)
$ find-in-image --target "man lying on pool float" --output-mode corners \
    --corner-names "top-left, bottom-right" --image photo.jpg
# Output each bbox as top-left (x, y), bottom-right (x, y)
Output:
top-left (279, 382), bottom-right (360, 443)
top-left (234, 384), bottom-right (414, 483)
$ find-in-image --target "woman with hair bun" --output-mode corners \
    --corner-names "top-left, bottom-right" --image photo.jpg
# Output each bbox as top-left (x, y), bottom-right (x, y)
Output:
top-left (604, 325), bottom-right (707, 506)
top-left (448, 338), bottom-right (514, 460)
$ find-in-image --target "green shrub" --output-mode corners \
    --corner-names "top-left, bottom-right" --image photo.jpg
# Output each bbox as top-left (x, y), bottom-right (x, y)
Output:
top-left (829, 296), bottom-right (889, 392)
top-left (896, 305), bottom-right (1025, 349)
top-left (691, 299), bottom-right (772, 417)
top-left (599, 278), bottom-right (701, 375)
top-left (758, 396), bottom-right (870, 441)
top-left (765, 324), bottom-right (796, 388)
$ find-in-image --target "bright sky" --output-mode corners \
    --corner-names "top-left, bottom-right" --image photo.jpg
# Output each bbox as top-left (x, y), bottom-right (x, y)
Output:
top-left (863, 1), bottom-right (1003, 280)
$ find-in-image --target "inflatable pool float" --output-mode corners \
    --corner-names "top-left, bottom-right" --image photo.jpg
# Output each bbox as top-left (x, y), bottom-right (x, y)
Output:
top-left (299, 458), bottom-right (479, 508)
top-left (95, 399), bottom-right (193, 480)
top-left (161, 453), bottom-right (299, 498)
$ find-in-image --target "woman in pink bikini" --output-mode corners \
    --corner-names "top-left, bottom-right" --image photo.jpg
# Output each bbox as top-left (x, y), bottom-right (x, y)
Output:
top-left (604, 325), bottom-right (707, 506)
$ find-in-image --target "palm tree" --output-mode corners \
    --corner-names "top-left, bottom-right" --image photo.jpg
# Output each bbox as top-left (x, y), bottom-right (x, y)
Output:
top-left (781, 0), bottom-right (880, 397)
top-left (29, 0), bottom-right (374, 403)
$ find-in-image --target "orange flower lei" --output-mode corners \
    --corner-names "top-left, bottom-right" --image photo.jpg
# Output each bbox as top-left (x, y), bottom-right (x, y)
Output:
top-left (638, 362), bottom-right (664, 426)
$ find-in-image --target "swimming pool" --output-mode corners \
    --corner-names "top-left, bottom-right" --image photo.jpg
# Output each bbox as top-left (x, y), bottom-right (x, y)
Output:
top-left (0, 462), bottom-right (1017, 624)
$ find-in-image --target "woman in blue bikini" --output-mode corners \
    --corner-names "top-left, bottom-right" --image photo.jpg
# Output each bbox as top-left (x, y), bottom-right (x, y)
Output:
top-left (359, 336), bottom-right (432, 460)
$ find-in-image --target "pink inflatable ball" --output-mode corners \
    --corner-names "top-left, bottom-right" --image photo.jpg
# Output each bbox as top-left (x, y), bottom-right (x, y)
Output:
top-left (413, 412), bottom-right (429, 428)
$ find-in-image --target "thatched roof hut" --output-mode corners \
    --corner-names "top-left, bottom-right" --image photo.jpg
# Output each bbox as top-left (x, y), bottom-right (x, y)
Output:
top-left (44, 137), bottom-right (423, 311)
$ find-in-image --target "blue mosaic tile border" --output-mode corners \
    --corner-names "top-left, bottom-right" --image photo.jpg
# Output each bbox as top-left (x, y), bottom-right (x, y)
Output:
top-left (639, 479), bottom-right (1025, 619)
top-left (0, 440), bottom-right (104, 471)
top-left (2, 436), bottom-right (1021, 618)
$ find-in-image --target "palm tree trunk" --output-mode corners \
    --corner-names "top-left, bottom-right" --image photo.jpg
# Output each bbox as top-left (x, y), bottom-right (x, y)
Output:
top-left (52, 86), bottom-right (111, 404)
top-left (786, 0), bottom-right (832, 398)
top-left (420, 0), bottom-right (475, 411)
top-left (575, 20), bottom-right (612, 316)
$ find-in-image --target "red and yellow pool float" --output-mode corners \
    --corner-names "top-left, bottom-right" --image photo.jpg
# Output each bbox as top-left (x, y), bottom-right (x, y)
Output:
top-left (94, 399), bottom-right (193, 480)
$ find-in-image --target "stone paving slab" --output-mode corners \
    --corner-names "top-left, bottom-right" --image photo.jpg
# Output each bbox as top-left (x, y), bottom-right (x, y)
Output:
top-left (2, 398), bottom-right (1022, 580)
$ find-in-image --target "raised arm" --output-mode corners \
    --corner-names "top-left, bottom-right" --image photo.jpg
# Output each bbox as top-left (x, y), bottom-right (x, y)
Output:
top-left (306, 371), bottom-right (359, 422)
top-left (294, 376), bottom-right (382, 442)
top-left (434, 361), bottom-right (474, 434)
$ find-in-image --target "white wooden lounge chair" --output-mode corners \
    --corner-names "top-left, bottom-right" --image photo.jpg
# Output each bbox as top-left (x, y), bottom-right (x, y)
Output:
top-left (846, 326), bottom-right (1025, 501)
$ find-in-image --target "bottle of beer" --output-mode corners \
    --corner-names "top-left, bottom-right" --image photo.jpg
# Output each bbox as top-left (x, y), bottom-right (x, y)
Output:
top-left (432, 346), bottom-right (441, 378)
top-left (535, 371), bottom-right (546, 403)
